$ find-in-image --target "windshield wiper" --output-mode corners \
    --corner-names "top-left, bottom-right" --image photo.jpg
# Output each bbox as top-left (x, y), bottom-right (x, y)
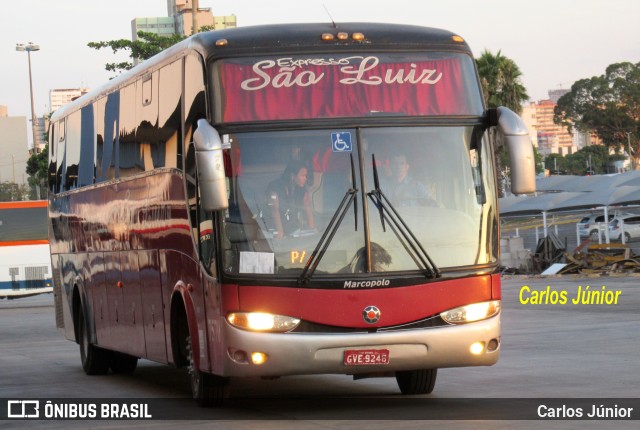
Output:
top-left (368, 154), bottom-right (441, 279)
top-left (298, 154), bottom-right (358, 285)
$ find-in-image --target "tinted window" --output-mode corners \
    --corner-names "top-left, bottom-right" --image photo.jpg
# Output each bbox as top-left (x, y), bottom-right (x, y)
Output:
top-left (158, 59), bottom-right (182, 169)
top-left (55, 119), bottom-right (66, 193)
top-left (136, 72), bottom-right (160, 171)
top-left (98, 92), bottom-right (120, 182)
top-left (119, 83), bottom-right (139, 178)
top-left (0, 206), bottom-right (48, 242)
top-left (64, 110), bottom-right (81, 190)
top-left (78, 103), bottom-right (96, 186)
top-left (48, 122), bottom-right (57, 193)
top-left (214, 52), bottom-right (483, 122)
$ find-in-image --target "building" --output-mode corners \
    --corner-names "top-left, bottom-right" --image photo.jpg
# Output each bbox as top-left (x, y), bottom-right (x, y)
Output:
top-left (520, 103), bottom-right (538, 149)
top-left (50, 88), bottom-right (89, 114)
top-left (548, 88), bottom-right (570, 104)
top-left (131, 17), bottom-right (176, 41)
top-left (33, 116), bottom-right (47, 154)
top-left (0, 109), bottom-right (30, 185)
top-left (524, 98), bottom-right (576, 157)
top-left (132, 0), bottom-right (236, 42)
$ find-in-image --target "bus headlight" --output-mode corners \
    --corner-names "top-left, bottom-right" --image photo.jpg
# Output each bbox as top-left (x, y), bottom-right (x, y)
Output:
top-left (226, 312), bottom-right (300, 332)
top-left (440, 300), bottom-right (500, 324)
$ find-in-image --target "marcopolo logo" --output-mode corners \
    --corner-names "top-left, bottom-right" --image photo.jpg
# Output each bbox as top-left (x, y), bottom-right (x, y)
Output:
top-left (343, 279), bottom-right (390, 289)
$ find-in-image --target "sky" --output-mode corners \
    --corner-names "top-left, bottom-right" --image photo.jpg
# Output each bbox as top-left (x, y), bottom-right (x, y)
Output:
top-left (1, 0), bottom-right (638, 140)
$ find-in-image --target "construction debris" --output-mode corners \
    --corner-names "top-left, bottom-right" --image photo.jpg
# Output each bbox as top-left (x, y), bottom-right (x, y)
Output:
top-left (531, 233), bottom-right (566, 273)
top-left (557, 242), bottom-right (640, 275)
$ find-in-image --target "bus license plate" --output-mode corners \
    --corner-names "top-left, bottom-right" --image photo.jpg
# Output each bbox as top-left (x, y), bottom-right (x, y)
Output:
top-left (344, 349), bottom-right (390, 366)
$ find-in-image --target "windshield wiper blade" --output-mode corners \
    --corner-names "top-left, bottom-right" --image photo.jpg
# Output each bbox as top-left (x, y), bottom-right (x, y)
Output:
top-left (368, 154), bottom-right (441, 279)
top-left (298, 154), bottom-right (358, 285)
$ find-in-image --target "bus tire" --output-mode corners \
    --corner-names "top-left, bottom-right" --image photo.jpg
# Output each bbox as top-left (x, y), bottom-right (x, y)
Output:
top-left (78, 307), bottom-right (111, 375)
top-left (186, 335), bottom-right (229, 406)
top-left (110, 352), bottom-right (138, 374)
top-left (395, 368), bottom-right (437, 395)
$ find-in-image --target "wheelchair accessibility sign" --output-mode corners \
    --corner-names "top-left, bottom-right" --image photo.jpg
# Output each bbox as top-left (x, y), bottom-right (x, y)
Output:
top-left (331, 131), bottom-right (353, 152)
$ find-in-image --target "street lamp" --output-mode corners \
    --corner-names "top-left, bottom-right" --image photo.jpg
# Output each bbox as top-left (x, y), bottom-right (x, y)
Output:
top-left (15, 42), bottom-right (40, 153)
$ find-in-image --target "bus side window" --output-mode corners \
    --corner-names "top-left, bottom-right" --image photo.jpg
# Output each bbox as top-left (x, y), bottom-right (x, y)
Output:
top-left (55, 119), bottom-right (66, 193)
top-left (48, 122), bottom-right (57, 193)
top-left (95, 97), bottom-right (106, 183)
top-left (158, 59), bottom-right (182, 170)
top-left (119, 83), bottom-right (139, 178)
top-left (78, 103), bottom-right (96, 187)
top-left (136, 72), bottom-right (160, 173)
top-left (65, 110), bottom-right (81, 190)
top-left (98, 91), bottom-right (119, 183)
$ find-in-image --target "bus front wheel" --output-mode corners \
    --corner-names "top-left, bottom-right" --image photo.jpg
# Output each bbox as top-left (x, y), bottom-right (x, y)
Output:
top-left (395, 369), bottom-right (437, 395)
top-left (186, 335), bottom-right (229, 406)
top-left (78, 307), bottom-right (111, 375)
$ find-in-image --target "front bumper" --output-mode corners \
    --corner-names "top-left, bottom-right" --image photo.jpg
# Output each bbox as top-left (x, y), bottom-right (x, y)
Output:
top-left (219, 314), bottom-right (500, 377)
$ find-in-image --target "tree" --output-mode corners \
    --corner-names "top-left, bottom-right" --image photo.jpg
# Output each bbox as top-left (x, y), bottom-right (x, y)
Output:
top-left (476, 50), bottom-right (529, 114)
top-left (88, 31), bottom-right (186, 74)
top-left (26, 143), bottom-right (48, 199)
top-left (541, 145), bottom-right (626, 176)
top-left (88, 26), bottom-right (217, 75)
top-left (554, 62), bottom-right (640, 167)
top-left (476, 50), bottom-right (530, 196)
top-left (0, 182), bottom-right (30, 202)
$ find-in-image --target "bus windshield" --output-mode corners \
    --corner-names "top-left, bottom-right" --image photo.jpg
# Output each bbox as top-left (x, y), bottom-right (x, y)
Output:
top-left (221, 126), bottom-right (498, 277)
top-left (213, 52), bottom-right (483, 122)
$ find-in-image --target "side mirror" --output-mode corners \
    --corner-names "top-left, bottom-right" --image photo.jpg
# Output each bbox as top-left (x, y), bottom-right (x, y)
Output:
top-left (495, 107), bottom-right (536, 195)
top-left (193, 119), bottom-right (229, 211)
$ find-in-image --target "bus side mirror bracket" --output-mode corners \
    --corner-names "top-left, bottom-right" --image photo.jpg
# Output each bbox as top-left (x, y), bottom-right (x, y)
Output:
top-left (193, 119), bottom-right (229, 212)
top-left (492, 107), bottom-right (536, 195)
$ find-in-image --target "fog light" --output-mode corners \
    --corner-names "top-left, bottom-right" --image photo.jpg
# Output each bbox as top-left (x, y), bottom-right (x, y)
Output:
top-left (470, 342), bottom-right (485, 355)
top-left (251, 352), bottom-right (268, 365)
top-left (233, 350), bottom-right (247, 363)
top-left (487, 338), bottom-right (500, 352)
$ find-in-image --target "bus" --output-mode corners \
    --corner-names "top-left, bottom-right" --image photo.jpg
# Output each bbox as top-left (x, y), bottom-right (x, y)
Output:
top-left (0, 200), bottom-right (52, 298)
top-left (48, 23), bottom-right (535, 405)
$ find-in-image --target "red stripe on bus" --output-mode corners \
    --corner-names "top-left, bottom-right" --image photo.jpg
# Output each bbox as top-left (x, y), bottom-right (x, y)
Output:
top-left (0, 240), bottom-right (49, 247)
top-left (0, 201), bottom-right (47, 210)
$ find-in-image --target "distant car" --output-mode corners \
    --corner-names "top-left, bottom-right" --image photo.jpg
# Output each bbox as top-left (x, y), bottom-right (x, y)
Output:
top-left (577, 213), bottom-right (614, 239)
top-left (608, 214), bottom-right (640, 242)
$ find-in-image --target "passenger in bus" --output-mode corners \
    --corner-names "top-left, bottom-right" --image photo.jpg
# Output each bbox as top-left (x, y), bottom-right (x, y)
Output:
top-left (386, 154), bottom-right (438, 207)
top-left (266, 161), bottom-right (316, 238)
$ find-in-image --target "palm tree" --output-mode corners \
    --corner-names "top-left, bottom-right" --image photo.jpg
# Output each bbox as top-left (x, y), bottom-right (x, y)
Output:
top-left (476, 50), bottom-right (529, 114)
top-left (476, 50), bottom-right (530, 196)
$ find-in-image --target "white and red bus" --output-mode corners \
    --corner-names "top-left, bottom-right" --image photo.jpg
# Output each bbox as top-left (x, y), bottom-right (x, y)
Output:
top-left (0, 200), bottom-right (52, 298)
top-left (49, 23), bottom-right (535, 405)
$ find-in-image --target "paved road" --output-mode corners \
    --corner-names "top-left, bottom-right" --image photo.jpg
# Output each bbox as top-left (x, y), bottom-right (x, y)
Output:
top-left (1, 276), bottom-right (640, 429)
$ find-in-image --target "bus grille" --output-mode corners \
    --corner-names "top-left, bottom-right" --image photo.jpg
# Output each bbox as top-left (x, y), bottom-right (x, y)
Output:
top-left (290, 315), bottom-right (448, 333)
top-left (25, 266), bottom-right (49, 289)
top-left (9, 267), bottom-right (19, 290)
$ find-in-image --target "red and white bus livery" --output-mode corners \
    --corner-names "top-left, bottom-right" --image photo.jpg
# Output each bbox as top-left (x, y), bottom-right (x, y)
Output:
top-left (48, 23), bottom-right (535, 405)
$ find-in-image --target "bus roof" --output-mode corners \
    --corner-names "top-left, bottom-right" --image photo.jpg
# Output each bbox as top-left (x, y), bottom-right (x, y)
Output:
top-left (51, 22), bottom-right (472, 122)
